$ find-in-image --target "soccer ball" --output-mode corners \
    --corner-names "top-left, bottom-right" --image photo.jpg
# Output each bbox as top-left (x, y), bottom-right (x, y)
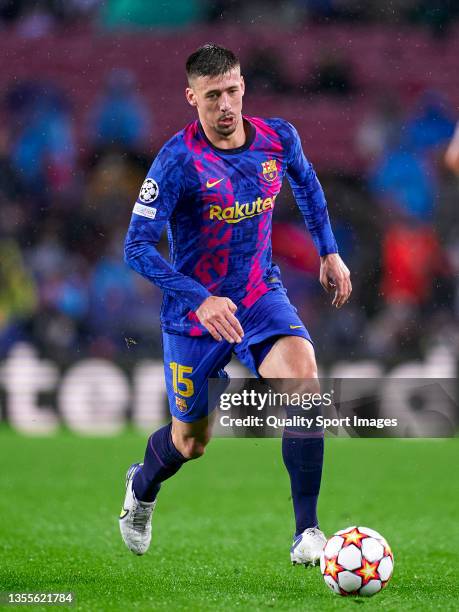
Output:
top-left (320, 526), bottom-right (394, 597)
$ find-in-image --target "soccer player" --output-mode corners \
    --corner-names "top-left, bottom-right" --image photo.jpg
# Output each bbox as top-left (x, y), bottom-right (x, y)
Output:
top-left (120, 44), bottom-right (351, 565)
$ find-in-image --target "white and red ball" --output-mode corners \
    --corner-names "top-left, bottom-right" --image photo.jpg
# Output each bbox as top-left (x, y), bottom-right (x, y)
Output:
top-left (320, 526), bottom-right (394, 597)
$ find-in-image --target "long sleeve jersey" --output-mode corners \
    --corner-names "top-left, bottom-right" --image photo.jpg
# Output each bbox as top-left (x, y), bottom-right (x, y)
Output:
top-left (124, 116), bottom-right (338, 336)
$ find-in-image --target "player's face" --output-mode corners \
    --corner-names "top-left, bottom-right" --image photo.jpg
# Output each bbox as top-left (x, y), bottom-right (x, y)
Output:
top-left (186, 68), bottom-right (245, 138)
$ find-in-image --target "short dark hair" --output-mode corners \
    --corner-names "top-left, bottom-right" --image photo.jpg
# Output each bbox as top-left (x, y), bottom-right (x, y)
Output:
top-left (186, 44), bottom-right (239, 81)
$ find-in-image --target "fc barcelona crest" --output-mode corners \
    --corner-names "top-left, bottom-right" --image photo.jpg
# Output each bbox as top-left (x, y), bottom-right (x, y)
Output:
top-left (261, 159), bottom-right (278, 182)
top-left (175, 396), bottom-right (188, 412)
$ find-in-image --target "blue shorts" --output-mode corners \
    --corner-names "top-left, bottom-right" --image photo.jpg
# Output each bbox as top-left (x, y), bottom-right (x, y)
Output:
top-left (162, 289), bottom-right (312, 422)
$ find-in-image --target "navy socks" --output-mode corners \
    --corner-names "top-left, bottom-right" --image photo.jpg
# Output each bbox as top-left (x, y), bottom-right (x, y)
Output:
top-left (132, 421), bottom-right (323, 534)
top-left (133, 423), bottom-right (187, 503)
top-left (282, 434), bottom-right (324, 536)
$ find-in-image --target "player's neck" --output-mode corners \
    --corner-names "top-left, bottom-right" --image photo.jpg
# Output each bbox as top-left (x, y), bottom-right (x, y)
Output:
top-left (201, 116), bottom-right (247, 150)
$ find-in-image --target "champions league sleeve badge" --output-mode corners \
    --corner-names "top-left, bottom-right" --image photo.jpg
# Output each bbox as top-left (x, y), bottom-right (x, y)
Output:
top-left (138, 178), bottom-right (159, 203)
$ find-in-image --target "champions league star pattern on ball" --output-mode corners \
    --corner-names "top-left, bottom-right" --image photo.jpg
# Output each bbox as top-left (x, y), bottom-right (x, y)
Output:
top-left (320, 526), bottom-right (394, 597)
top-left (125, 116), bottom-right (338, 336)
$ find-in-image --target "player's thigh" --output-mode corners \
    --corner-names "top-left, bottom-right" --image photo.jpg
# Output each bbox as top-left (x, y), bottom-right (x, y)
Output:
top-left (235, 289), bottom-right (315, 378)
top-left (258, 335), bottom-right (318, 380)
top-left (163, 331), bottom-right (232, 424)
top-left (258, 337), bottom-right (320, 408)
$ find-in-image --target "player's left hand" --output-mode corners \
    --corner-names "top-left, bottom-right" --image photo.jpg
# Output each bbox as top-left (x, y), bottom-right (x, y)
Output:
top-left (319, 253), bottom-right (352, 308)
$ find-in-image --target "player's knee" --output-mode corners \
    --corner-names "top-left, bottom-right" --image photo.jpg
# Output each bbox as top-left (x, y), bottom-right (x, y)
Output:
top-left (289, 363), bottom-right (318, 381)
top-left (300, 376), bottom-right (320, 398)
top-left (277, 362), bottom-right (318, 385)
top-left (271, 367), bottom-right (319, 397)
top-left (283, 377), bottom-right (320, 398)
top-left (179, 437), bottom-right (208, 460)
top-left (262, 362), bottom-right (318, 381)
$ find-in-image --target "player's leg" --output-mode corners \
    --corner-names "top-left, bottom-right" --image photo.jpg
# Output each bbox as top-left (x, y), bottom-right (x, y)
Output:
top-left (119, 332), bottom-right (231, 555)
top-left (235, 290), bottom-right (326, 565)
top-left (257, 336), bottom-right (326, 565)
top-left (132, 413), bottom-right (211, 505)
top-left (171, 413), bottom-right (211, 458)
top-left (120, 418), bottom-right (211, 556)
top-left (133, 332), bottom-right (229, 501)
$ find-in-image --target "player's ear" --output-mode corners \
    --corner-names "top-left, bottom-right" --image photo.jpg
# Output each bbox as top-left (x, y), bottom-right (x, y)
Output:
top-left (186, 87), bottom-right (197, 107)
top-left (240, 75), bottom-right (245, 96)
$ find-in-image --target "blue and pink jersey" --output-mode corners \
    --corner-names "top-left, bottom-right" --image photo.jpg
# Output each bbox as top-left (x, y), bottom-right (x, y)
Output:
top-left (124, 116), bottom-right (338, 336)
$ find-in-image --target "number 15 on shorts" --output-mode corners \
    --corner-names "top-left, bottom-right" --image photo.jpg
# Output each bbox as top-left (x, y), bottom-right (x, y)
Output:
top-left (169, 362), bottom-right (194, 398)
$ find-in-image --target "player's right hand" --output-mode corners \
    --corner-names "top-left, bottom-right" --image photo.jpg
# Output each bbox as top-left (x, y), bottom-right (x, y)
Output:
top-left (195, 296), bottom-right (244, 343)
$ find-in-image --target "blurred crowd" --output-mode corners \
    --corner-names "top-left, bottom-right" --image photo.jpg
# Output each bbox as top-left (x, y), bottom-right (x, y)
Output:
top-left (1, 5), bottom-right (459, 368)
top-left (275, 86), bottom-right (459, 366)
top-left (0, 70), bottom-right (161, 363)
top-left (1, 0), bottom-right (459, 37)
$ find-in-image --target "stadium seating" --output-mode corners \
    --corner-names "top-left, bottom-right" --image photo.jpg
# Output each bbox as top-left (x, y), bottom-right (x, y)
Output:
top-left (1, 23), bottom-right (458, 171)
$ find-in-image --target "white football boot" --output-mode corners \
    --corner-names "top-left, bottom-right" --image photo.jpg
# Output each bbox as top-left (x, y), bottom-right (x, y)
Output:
top-left (290, 527), bottom-right (327, 566)
top-left (119, 463), bottom-right (156, 555)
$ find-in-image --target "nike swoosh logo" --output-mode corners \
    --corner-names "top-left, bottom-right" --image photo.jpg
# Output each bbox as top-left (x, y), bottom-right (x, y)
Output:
top-left (206, 178), bottom-right (224, 188)
top-left (290, 325), bottom-right (303, 329)
top-left (119, 508), bottom-right (129, 519)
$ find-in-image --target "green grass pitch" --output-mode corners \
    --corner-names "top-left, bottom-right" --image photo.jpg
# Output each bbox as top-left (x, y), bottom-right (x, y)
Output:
top-left (1, 428), bottom-right (458, 611)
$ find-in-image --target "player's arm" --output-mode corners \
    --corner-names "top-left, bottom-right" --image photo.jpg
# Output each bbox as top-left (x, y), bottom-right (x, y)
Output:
top-left (124, 146), bottom-right (243, 343)
top-left (445, 121), bottom-right (459, 175)
top-left (284, 122), bottom-right (352, 308)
